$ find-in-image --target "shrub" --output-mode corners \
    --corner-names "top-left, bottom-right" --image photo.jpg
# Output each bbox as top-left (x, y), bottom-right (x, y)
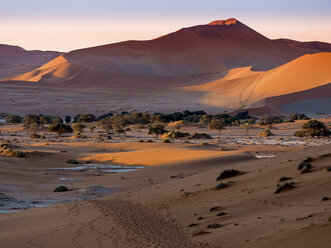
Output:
top-left (54, 185), bottom-right (68, 192)
top-left (72, 123), bottom-right (86, 133)
top-left (259, 128), bottom-right (272, 137)
top-left (52, 117), bottom-right (63, 124)
top-left (289, 113), bottom-right (309, 121)
top-left (23, 114), bottom-right (40, 125)
top-left (39, 115), bottom-right (52, 124)
top-left (258, 115), bottom-right (284, 126)
top-left (217, 169), bottom-right (241, 181)
top-left (294, 120), bottom-right (330, 137)
top-left (5, 114), bottom-right (22, 124)
top-left (0, 147), bottom-right (26, 158)
top-left (161, 130), bottom-right (190, 139)
top-left (65, 116), bottom-right (72, 123)
top-left (77, 114), bottom-right (97, 123)
top-left (189, 133), bottom-right (212, 139)
top-left (73, 132), bottom-right (87, 139)
top-left (66, 159), bottom-right (79, 164)
top-left (162, 138), bottom-right (171, 143)
top-left (235, 111), bottom-right (253, 120)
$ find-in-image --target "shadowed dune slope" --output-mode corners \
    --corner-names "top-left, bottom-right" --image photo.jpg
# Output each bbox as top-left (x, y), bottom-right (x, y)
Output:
top-left (0, 44), bottom-right (61, 79)
top-left (4, 18), bottom-right (330, 88)
top-left (183, 52), bottom-right (331, 112)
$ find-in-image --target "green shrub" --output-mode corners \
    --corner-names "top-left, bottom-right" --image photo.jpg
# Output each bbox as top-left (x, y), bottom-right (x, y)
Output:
top-left (72, 123), bottom-right (86, 133)
top-left (66, 159), bottom-right (79, 164)
top-left (258, 115), bottom-right (284, 126)
top-left (294, 120), bottom-right (330, 137)
top-left (5, 114), bottom-right (22, 124)
top-left (54, 185), bottom-right (68, 192)
top-left (290, 113), bottom-right (309, 121)
top-left (161, 130), bottom-right (190, 139)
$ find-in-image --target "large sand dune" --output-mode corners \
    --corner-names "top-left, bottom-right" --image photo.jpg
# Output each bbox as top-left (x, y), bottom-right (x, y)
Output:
top-left (5, 18), bottom-right (329, 88)
top-left (183, 52), bottom-right (331, 113)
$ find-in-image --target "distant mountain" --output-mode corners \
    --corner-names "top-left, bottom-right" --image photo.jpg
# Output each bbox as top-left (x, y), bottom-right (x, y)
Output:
top-left (5, 18), bottom-right (330, 87)
top-left (0, 44), bottom-right (61, 79)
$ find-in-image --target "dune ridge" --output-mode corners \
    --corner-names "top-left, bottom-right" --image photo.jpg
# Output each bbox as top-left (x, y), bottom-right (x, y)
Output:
top-left (183, 52), bottom-right (331, 113)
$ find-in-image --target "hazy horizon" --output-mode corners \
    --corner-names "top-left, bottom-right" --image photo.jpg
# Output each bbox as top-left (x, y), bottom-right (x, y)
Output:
top-left (1, 0), bottom-right (330, 52)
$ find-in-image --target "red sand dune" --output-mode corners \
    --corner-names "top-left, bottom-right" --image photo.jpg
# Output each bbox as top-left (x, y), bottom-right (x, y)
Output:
top-left (183, 52), bottom-right (331, 113)
top-left (4, 18), bottom-right (329, 88)
top-left (0, 44), bottom-right (61, 79)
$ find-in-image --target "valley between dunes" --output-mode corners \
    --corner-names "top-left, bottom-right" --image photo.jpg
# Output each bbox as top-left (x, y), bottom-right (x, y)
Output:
top-left (0, 143), bottom-right (330, 248)
top-left (0, 121), bottom-right (331, 248)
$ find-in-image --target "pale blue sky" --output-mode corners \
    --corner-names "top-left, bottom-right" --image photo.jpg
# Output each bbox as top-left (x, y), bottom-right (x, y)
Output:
top-left (1, 0), bottom-right (330, 51)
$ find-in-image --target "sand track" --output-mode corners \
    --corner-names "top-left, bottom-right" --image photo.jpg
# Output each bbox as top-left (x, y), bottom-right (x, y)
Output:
top-left (23, 199), bottom-right (198, 248)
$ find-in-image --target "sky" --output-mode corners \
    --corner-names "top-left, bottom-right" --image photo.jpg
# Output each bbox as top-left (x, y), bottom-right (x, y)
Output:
top-left (0, 0), bottom-right (330, 52)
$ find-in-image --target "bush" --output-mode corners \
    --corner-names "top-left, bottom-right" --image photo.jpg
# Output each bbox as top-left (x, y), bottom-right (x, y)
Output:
top-left (161, 130), bottom-right (190, 139)
top-left (66, 159), bottom-right (79, 164)
top-left (77, 114), bottom-right (97, 123)
top-left (23, 114), bottom-right (40, 125)
top-left (162, 138), bottom-right (171, 143)
top-left (217, 169), bottom-right (242, 181)
top-left (65, 116), bottom-right (72, 123)
top-left (189, 133), bottom-right (212, 139)
top-left (258, 115), bottom-right (284, 126)
top-left (294, 120), bottom-right (330, 137)
top-left (259, 128), bottom-right (272, 137)
top-left (290, 113), bottom-right (309, 121)
top-left (52, 117), bottom-right (63, 124)
top-left (72, 123), bottom-right (86, 133)
top-left (0, 147), bottom-right (26, 158)
top-left (73, 132), bottom-right (87, 139)
top-left (54, 186), bottom-right (68, 192)
top-left (5, 114), bottom-right (22, 124)
top-left (39, 115), bottom-right (52, 124)
top-left (235, 111), bottom-right (253, 120)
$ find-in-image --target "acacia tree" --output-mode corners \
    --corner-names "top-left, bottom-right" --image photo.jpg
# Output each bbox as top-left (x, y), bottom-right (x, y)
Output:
top-left (208, 118), bottom-right (225, 137)
top-left (148, 123), bottom-right (166, 138)
top-left (48, 123), bottom-right (73, 137)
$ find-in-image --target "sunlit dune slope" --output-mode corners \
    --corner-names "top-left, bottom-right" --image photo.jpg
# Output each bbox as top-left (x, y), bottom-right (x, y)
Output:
top-left (183, 52), bottom-right (331, 111)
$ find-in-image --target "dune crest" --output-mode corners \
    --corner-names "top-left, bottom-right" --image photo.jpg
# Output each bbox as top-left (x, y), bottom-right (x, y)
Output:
top-left (208, 18), bottom-right (238, 25)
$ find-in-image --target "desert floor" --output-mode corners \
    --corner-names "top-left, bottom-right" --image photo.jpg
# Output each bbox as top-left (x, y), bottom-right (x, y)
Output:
top-left (0, 120), bottom-right (330, 248)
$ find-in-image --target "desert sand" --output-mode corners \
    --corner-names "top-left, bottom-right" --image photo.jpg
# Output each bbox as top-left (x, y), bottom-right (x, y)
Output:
top-left (183, 53), bottom-right (331, 113)
top-left (0, 120), bottom-right (330, 248)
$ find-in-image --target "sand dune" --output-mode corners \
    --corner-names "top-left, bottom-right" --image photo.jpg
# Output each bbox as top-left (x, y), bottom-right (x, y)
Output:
top-left (0, 44), bottom-right (61, 79)
top-left (183, 52), bottom-right (331, 113)
top-left (4, 18), bottom-right (329, 88)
